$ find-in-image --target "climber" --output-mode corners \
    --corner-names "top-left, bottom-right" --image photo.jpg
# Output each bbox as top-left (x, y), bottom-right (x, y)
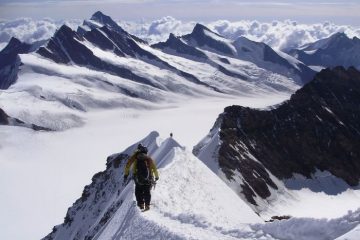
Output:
top-left (123, 143), bottom-right (159, 211)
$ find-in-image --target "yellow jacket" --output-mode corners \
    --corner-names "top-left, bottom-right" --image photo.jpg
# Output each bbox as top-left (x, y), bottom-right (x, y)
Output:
top-left (124, 151), bottom-right (159, 179)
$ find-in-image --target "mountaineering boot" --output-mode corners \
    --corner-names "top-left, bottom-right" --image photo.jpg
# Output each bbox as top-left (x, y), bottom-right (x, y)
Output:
top-left (138, 203), bottom-right (144, 210)
top-left (144, 204), bottom-right (150, 211)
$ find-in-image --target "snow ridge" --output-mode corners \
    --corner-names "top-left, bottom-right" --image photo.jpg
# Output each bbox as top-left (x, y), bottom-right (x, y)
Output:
top-left (44, 131), bottom-right (360, 240)
top-left (43, 131), bottom-right (261, 240)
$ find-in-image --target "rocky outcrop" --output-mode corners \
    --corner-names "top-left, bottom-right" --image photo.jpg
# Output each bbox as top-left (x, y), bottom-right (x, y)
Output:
top-left (152, 33), bottom-right (209, 60)
top-left (0, 107), bottom-right (50, 131)
top-left (37, 25), bottom-right (160, 88)
top-left (196, 66), bottom-right (360, 206)
top-left (0, 108), bottom-right (9, 125)
top-left (0, 37), bottom-right (32, 89)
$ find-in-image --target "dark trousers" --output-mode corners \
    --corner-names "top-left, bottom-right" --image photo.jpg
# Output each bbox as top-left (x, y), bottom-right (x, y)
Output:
top-left (135, 183), bottom-right (151, 206)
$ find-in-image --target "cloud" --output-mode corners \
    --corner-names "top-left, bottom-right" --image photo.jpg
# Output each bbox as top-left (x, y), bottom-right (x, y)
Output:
top-left (208, 20), bottom-right (360, 50)
top-left (0, 18), bottom-right (81, 49)
top-left (121, 17), bottom-right (360, 50)
top-left (119, 16), bottom-right (196, 43)
top-left (1, 16), bottom-right (360, 52)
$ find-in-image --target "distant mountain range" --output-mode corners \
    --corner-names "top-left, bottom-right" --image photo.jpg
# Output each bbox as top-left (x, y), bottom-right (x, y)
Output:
top-left (287, 32), bottom-right (360, 70)
top-left (0, 11), bottom-right (329, 130)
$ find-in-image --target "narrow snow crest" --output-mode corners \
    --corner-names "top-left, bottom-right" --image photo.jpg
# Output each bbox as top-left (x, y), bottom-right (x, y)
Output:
top-left (97, 131), bottom-right (262, 240)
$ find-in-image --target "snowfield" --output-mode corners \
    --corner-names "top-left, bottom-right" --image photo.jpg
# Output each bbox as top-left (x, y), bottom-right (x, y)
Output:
top-left (0, 95), bottom-right (288, 240)
top-left (1, 92), bottom-right (360, 240)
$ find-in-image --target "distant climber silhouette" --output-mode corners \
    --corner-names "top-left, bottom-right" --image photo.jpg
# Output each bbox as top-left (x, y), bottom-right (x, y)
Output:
top-left (123, 144), bottom-right (159, 211)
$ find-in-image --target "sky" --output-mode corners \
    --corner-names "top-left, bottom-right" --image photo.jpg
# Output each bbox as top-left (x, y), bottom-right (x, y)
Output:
top-left (0, 0), bottom-right (360, 26)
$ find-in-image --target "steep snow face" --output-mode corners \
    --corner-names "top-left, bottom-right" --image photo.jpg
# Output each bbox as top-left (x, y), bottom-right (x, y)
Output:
top-left (194, 67), bottom-right (360, 218)
top-left (43, 131), bottom-right (262, 240)
top-left (0, 37), bottom-right (42, 89)
top-left (288, 32), bottom-right (360, 69)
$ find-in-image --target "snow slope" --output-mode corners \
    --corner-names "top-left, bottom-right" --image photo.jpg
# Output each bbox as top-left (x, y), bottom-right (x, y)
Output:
top-left (43, 131), bottom-right (360, 240)
top-left (0, 94), bottom-right (289, 240)
top-left (43, 131), bottom-right (262, 240)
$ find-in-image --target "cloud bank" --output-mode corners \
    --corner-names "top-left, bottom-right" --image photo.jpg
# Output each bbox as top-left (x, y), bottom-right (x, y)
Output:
top-left (208, 20), bottom-right (360, 50)
top-left (1, 16), bottom-right (360, 51)
top-left (0, 18), bottom-right (81, 49)
top-left (121, 17), bottom-right (360, 50)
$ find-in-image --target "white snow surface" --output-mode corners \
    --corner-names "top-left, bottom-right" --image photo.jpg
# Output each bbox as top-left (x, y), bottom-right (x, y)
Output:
top-left (39, 131), bottom-right (360, 240)
top-left (95, 134), bottom-right (261, 240)
top-left (2, 95), bottom-right (360, 239)
top-left (336, 224), bottom-right (360, 240)
top-left (0, 95), bottom-right (288, 240)
top-left (195, 125), bottom-right (360, 220)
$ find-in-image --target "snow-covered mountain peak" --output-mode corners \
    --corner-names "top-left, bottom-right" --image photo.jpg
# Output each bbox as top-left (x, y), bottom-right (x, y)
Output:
top-left (183, 23), bottom-right (236, 56)
top-left (89, 11), bottom-right (126, 34)
top-left (91, 11), bottom-right (114, 24)
top-left (233, 36), bottom-right (265, 59)
top-left (55, 24), bottom-right (81, 41)
top-left (288, 31), bottom-right (360, 69)
top-left (80, 11), bottom-right (146, 44)
top-left (0, 37), bottom-right (31, 58)
top-left (191, 23), bottom-right (221, 37)
top-left (3, 37), bottom-right (27, 52)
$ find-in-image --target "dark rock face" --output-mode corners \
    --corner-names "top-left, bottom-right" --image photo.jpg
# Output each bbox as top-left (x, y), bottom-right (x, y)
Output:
top-left (216, 67), bottom-right (360, 204)
top-left (42, 139), bottom-right (145, 240)
top-left (0, 37), bottom-right (32, 89)
top-left (37, 25), bottom-right (159, 88)
top-left (37, 21), bottom-right (217, 91)
top-left (0, 107), bottom-right (50, 130)
top-left (83, 24), bottom-right (217, 91)
top-left (288, 32), bottom-right (360, 69)
top-left (0, 108), bottom-right (9, 125)
top-left (89, 11), bottom-right (146, 44)
top-left (153, 33), bottom-right (209, 60)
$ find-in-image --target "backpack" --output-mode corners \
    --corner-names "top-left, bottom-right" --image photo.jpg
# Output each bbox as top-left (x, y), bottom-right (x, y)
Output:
top-left (135, 153), bottom-right (151, 185)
